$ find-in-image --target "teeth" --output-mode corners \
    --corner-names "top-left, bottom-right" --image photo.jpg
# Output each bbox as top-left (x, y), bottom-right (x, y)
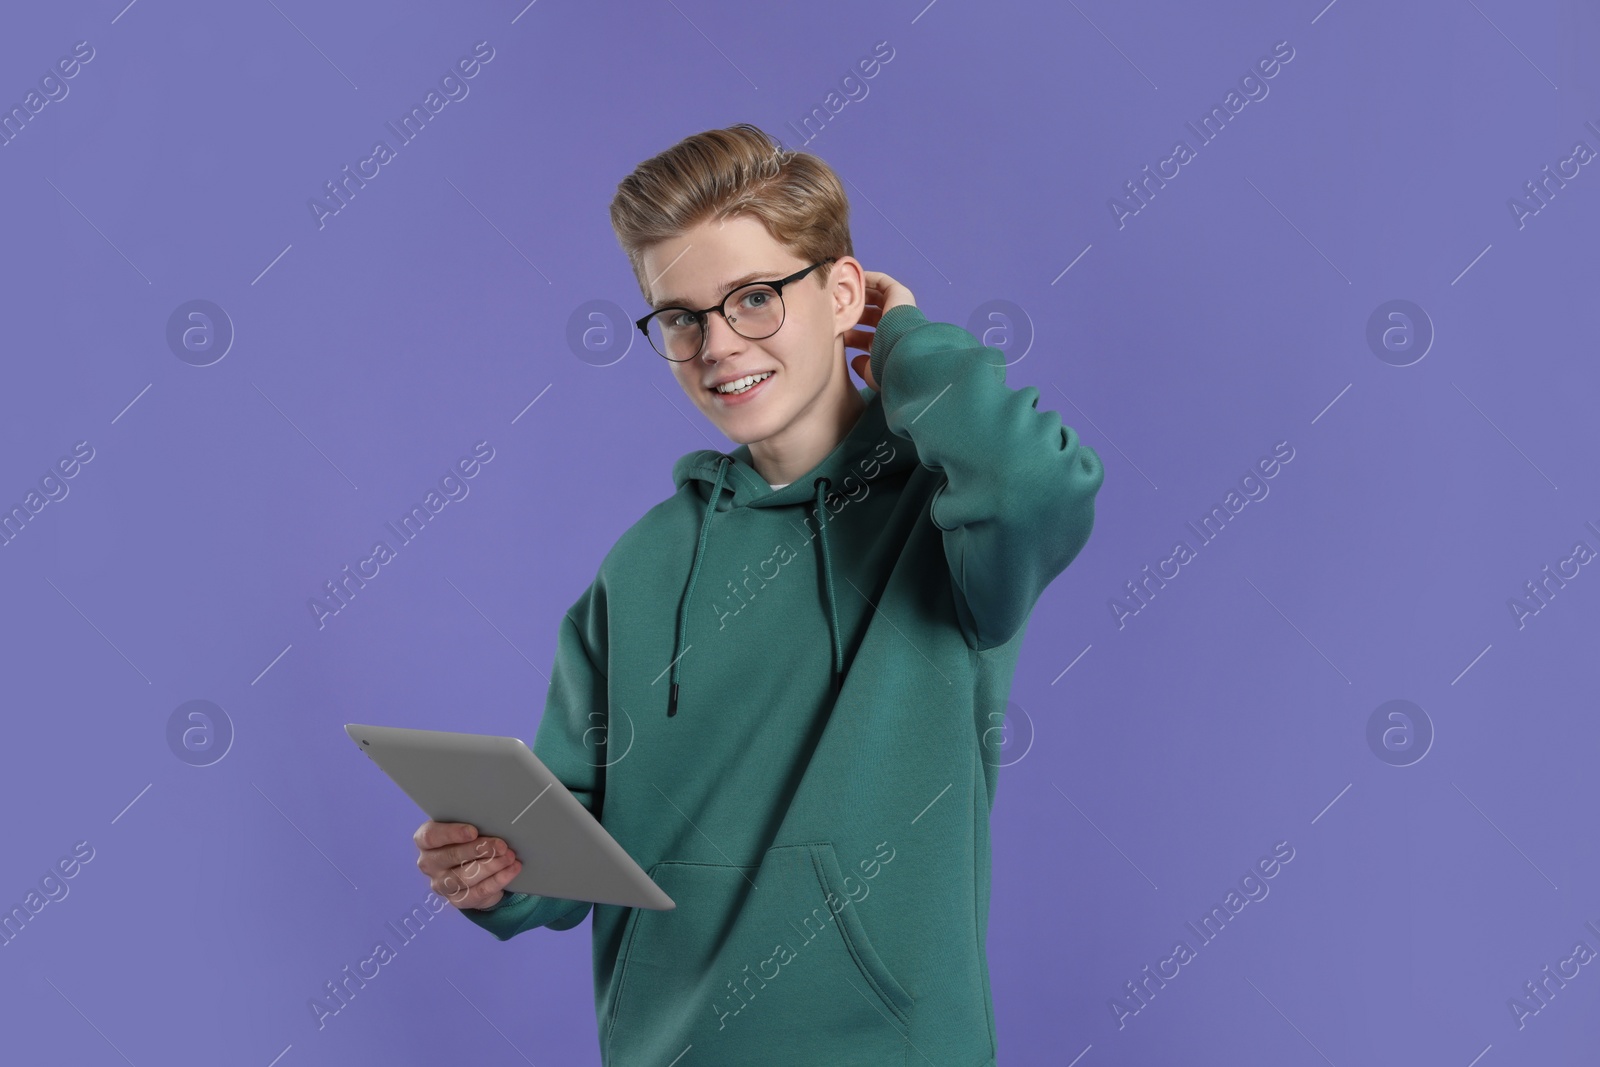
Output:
top-left (715, 371), bottom-right (773, 395)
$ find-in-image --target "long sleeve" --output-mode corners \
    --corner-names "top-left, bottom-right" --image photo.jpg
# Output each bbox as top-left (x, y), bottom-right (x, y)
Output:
top-left (869, 304), bottom-right (1105, 652)
top-left (458, 583), bottom-right (608, 940)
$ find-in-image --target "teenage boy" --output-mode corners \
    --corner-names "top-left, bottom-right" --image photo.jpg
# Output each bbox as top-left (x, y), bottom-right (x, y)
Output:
top-left (413, 123), bottom-right (1104, 1066)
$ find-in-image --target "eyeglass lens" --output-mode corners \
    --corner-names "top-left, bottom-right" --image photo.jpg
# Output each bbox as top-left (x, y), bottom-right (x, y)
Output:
top-left (646, 284), bottom-right (785, 361)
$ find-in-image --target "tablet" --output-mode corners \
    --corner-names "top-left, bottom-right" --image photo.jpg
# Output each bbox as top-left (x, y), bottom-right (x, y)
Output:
top-left (345, 723), bottom-right (674, 911)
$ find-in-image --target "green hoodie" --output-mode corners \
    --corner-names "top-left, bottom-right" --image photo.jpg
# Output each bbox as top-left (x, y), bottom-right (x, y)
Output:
top-left (461, 303), bottom-right (1104, 1066)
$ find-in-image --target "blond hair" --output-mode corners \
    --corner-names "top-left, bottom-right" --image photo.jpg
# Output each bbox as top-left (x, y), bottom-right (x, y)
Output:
top-left (609, 123), bottom-right (853, 304)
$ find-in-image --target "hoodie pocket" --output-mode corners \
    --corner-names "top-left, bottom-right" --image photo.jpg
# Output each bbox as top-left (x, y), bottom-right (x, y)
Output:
top-left (605, 842), bottom-right (914, 1066)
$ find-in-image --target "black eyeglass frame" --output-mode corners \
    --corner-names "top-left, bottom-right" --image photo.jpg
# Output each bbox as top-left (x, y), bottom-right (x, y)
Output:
top-left (635, 258), bottom-right (836, 361)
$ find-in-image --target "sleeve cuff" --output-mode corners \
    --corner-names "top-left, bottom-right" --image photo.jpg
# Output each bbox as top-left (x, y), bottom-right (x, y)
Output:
top-left (456, 890), bottom-right (591, 940)
top-left (456, 891), bottom-right (538, 941)
top-left (869, 304), bottom-right (929, 390)
top-left (480, 891), bottom-right (531, 912)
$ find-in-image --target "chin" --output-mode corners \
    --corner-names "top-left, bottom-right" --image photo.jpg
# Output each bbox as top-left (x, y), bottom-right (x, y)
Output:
top-left (714, 417), bottom-right (777, 447)
top-left (701, 390), bottom-right (787, 445)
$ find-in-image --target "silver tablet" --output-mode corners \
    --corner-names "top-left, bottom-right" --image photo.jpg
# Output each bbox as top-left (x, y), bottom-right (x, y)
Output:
top-left (346, 723), bottom-right (674, 911)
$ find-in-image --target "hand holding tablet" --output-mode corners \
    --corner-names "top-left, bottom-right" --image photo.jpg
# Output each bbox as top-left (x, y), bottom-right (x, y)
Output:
top-left (346, 723), bottom-right (674, 912)
top-left (413, 820), bottom-right (523, 911)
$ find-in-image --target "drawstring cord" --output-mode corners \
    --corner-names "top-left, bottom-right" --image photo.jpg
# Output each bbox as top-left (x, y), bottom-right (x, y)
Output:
top-left (813, 476), bottom-right (843, 702)
top-left (665, 459), bottom-right (844, 716)
top-left (667, 456), bottom-right (729, 717)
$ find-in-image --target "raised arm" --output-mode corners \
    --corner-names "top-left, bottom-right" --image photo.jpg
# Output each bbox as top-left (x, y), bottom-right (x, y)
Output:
top-left (869, 303), bottom-right (1105, 651)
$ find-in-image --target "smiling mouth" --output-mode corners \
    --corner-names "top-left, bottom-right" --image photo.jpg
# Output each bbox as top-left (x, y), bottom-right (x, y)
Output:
top-left (709, 370), bottom-right (776, 396)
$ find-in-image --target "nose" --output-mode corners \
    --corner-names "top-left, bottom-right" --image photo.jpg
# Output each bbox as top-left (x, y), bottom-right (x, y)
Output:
top-left (699, 308), bottom-right (746, 363)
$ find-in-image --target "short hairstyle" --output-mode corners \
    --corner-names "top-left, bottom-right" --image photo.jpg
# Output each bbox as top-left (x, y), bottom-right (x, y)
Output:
top-left (609, 123), bottom-right (854, 306)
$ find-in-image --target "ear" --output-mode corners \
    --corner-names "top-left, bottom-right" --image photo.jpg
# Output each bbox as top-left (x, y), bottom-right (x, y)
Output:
top-left (828, 257), bottom-right (867, 334)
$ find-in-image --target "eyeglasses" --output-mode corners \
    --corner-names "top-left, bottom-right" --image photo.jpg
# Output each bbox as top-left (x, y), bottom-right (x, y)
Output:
top-left (635, 259), bottom-right (834, 361)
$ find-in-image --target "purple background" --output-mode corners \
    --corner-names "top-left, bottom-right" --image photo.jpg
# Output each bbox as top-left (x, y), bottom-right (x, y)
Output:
top-left (3, 0), bottom-right (1598, 1063)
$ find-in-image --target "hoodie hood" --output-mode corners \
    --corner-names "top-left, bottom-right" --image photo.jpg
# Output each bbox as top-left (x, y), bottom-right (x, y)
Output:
top-left (663, 386), bottom-right (918, 717)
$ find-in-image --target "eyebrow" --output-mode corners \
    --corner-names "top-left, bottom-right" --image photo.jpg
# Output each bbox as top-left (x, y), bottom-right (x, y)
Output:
top-left (652, 269), bottom-right (778, 311)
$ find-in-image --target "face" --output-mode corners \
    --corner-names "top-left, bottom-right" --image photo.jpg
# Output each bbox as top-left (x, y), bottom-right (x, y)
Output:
top-left (639, 215), bottom-right (861, 447)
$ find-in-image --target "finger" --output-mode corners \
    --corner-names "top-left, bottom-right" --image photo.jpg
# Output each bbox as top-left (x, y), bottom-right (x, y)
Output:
top-left (436, 855), bottom-right (503, 904)
top-left (439, 867), bottom-right (484, 908)
top-left (842, 328), bottom-right (875, 352)
top-left (414, 820), bottom-right (477, 850)
top-left (451, 844), bottom-right (512, 889)
top-left (457, 837), bottom-right (516, 879)
top-left (477, 861), bottom-right (525, 908)
top-left (418, 835), bottom-right (510, 877)
top-left (449, 836), bottom-right (511, 872)
top-left (444, 858), bottom-right (523, 909)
